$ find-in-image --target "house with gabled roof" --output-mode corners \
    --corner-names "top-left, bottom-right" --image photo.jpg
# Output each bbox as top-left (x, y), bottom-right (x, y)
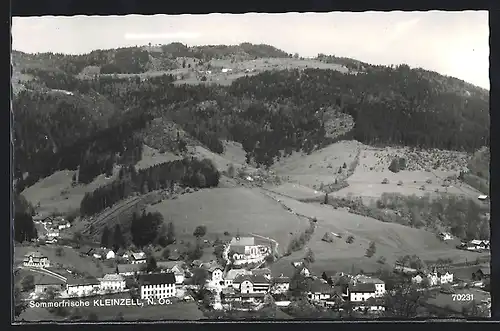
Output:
top-left (270, 276), bottom-right (290, 294)
top-left (353, 275), bottom-right (386, 297)
top-left (224, 269), bottom-right (251, 288)
top-left (307, 278), bottom-right (338, 303)
top-left (66, 276), bottom-right (100, 297)
top-left (233, 274), bottom-right (271, 294)
top-left (130, 252), bottom-right (147, 264)
top-left (472, 266), bottom-right (490, 281)
top-left (349, 283), bottom-right (377, 302)
top-left (23, 252), bottom-right (50, 268)
top-left (117, 263), bottom-right (145, 276)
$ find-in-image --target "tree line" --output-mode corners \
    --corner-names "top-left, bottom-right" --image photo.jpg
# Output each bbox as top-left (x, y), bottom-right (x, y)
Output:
top-left (80, 157), bottom-right (220, 216)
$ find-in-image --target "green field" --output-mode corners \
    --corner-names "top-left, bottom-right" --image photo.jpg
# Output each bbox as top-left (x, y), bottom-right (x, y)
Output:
top-left (148, 187), bottom-right (310, 255)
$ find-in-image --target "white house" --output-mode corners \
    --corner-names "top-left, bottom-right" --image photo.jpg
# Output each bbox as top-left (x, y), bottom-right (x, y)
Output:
top-left (477, 195), bottom-right (488, 201)
top-left (93, 253), bottom-right (102, 259)
top-left (139, 273), bottom-right (176, 300)
top-left (208, 266), bottom-right (224, 284)
top-left (23, 252), bottom-right (50, 268)
top-left (292, 262), bottom-right (311, 277)
top-left (66, 277), bottom-right (100, 297)
top-left (353, 275), bottom-right (386, 297)
top-left (98, 274), bottom-right (126, 293)
top-left (221, 68), bottom-right (232, 73)
top-left (349, 283), bottom-right (377, 302)
top-left (58, 222), bottom-right (71, 230)
top-left (470, 240), bottom-right (490, 250)
top-left (105, 250), bottom-right (116, 260)
top-left (47, 230), bottom-right (60, 239)
top-left (131, 252), bottom-right (147, 264)
top-left (439, 232), bottom-right (453, 241)
top-left (225, 269), bottom-right (251, 288)
top-left (271, 276), bottom-right (290, 294)
top-left (234, 274), bottom-right (271, 294)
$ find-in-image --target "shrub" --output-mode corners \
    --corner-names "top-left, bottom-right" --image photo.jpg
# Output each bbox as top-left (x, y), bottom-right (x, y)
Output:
top-left (346, 235), bottom-right (354, 244)
top-left (377, 256), bottom-right (386, 264)
top-left (388, 159), bottom-right (400, 173)
top-left (426, 179), bottom-right (432, 184)
top-left (397, 180), bottom-right (403, 186)
top-left (365, 241), bottom-right (376, 258)
top-left (381, 178), bottom-right (389, 184)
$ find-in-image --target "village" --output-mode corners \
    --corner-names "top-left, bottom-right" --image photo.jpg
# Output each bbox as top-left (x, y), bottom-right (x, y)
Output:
top-left (14, 214), bottom-right (491, 320)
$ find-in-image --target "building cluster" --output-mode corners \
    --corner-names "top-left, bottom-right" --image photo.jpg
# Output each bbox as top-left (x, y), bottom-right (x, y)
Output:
top-left (223, 236), bottom-right (272, 266)
top-left (457, 240), bottom-right (490, 252)
top-left (32, 216), bottom-right (72, 244)
top-left (411, 268), bottom-right (454, 286)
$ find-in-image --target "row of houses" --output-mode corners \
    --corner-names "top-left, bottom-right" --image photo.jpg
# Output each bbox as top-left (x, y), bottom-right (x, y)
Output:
top-left (457, 240), bottom-right (490, 251)
top-left (33, 270), bottom-right (127, 298)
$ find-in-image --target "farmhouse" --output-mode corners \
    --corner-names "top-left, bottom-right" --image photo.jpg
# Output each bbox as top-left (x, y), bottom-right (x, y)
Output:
top-left (470, 240), bottom-right (490, 250)
top-left (472, 267), bottom-right (490, 281)
top-left (130, 252), bottom-right (147, 264)
top-left (208, 265), bottom-right (224, 284)
top-left (477, 195), bottom-right (488, 201)
top-left (228, 236), bottom-right (270, 261)
top-left (46, 229), bottom-right (60, 239)
top-left (428, 269), bottom-right (454, 286)
top-left (34, 274), bottom-right (66, 295)
top-left (234, 274), bottom-right (271, 294)
top-left (292, 262), bottom-right (311, 277)
top-left (349, 283), bottom-right (377, 302)
top-left (23, 252), bottom-right (50, 268)
top-left (224, 269), bottom-right (251, 288)
top-left (271, 276), bottom-right (290, 294)
top-left (307, 278), bottom-right (338, 303)
top-left (157, 261), bottom-right (186, 284)
top-left (117, 263), bottom-right (144, 276)
top-left (66, 277), bottom-right (100, 297)
top-left (139, 273), bottom-right (176, 300)
top-left (352, 297), bottom-right (386, 313)
top-left (353, 275), bottom-right (386, 297)
top-left (98, 274), bottom-right (126, 293)
top-left (105, 250), bottom-right (116, 260)
top-left (439, 232), bottom-right (453, 241)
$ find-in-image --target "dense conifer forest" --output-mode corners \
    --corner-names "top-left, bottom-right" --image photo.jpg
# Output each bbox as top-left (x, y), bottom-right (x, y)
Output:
top-left (13, 43), bottom-right (489, 190)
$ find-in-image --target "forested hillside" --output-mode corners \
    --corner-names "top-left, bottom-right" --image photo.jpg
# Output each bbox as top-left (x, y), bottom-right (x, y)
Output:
top-left (12, 44), bottom-right (489, 186)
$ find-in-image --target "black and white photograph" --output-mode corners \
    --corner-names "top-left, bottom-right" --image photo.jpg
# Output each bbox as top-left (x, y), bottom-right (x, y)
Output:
top-left (11, 11), bottom-right (491, 322)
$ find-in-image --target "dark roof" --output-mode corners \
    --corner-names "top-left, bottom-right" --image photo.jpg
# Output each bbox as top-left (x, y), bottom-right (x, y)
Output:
top-left (156, 261), bottom-right (185, 271)
top-left (350, 283), bottom-right (376, 293)
top-left (117, 263), bottom-right (144, 273)
top-left (478, 267), bottom-right (490, 275)
top-left (225, 292), bottom-right (266, 298)
top-left (79, 246), bottom-right (94, 254)
top-left (139, 272), bottom-right (176, 285)
top-left (252, 268), bottom-right (271, 276)
top-left (273, 277), bottom-right (290, 284)
top-left (67, 276), bottom-right (99, 286)
top-left (35, 274), bottom-right (66, 286)
top-left (233, 274), bottom-right (270, 284)
top-left (229, 246), bottom-right (246, 254)
top-left (310, 279), bottom-right (336, 294)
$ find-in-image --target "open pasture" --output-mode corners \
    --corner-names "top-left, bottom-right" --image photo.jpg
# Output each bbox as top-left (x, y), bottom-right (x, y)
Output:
top-left (271, 140), bottom-right (361, 189)
top-left (264, 192), bottom-right (486, 275)
top-left (148, 187), bottom-right (310, 255)
top-left (21, 169), bottom-right (119, 215)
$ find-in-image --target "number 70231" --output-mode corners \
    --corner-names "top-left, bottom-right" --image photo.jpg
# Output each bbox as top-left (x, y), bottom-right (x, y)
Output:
top-left (451, 293), bottom-right (474, 301)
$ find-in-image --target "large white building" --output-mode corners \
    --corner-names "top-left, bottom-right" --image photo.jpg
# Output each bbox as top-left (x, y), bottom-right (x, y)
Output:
top-left (228, 237), bottom-right (270, 261)
top-left (353, 275), bottom-right (386, 297)
top-left (234, 274), bottom-right (271, 294)
top-left (139, 273), bottom-right (176, 300)
top-left (224, 269), bottom-right (251, 288)
top-left (98, 274), bottom-right (126, 293)
top-left (23, 252), bottom-right (50, 268)
top-left (131, 252), bottom-right (147, 264)
top-left (349, 283), bottom-right (377, 302)
top-left (66, 277), bottom-right (100, 297)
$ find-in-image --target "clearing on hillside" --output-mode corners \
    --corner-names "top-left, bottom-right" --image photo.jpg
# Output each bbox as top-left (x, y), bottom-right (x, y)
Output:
top-left (147, 187), bottom-right (310, 254)
top-left (271, 140), bottom-right (360, 190)
top-left (330, 145), bottom-right (481, 205)
top-left (189, 145), bottom-right (255, 173)
top-left (135, 145), bottom-right (181, 170)
top-left (21, 168), bottom-right (119, 215)
top-left (264, 191), bottom-right (488, 275)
